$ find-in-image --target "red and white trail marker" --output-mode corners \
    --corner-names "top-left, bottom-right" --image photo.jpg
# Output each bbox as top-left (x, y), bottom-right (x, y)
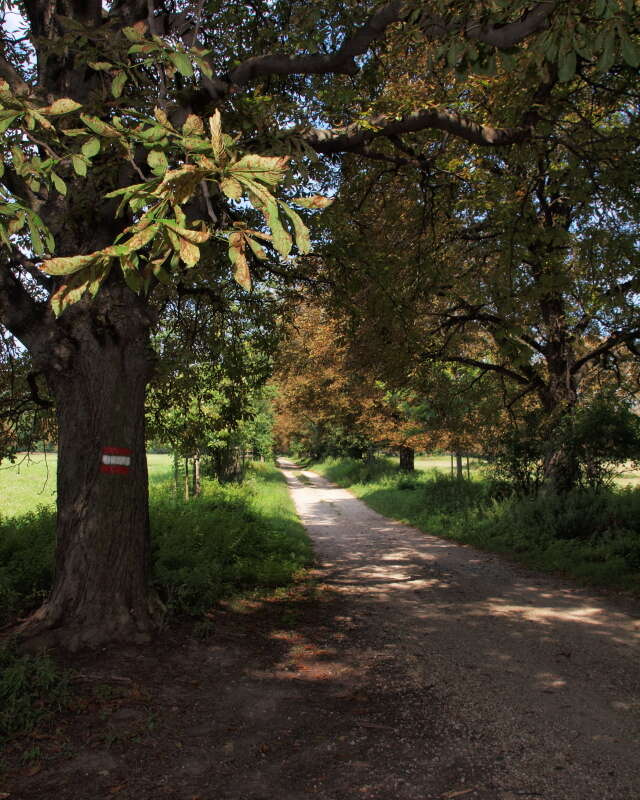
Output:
top-left (100, 446), bottom-right (132, 475)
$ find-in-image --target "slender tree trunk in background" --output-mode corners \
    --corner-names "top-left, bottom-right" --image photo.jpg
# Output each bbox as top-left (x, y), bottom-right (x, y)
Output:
top-left (173, 451), bottom-right (179, 496)
top-left (17, 288), bottom-right (163, 650)
top-left (399, 445), bottom-right (415, 472)
top-left (456, 452), bottom-right (464, 480)
top-left (466, 455), bottom-right (470, 480)
top-left (451, 453), bottom-right (454, 478)
top-left (192, 453), bottom-right (201, 497)
top-left (184, 458), bottom-right (190, 502)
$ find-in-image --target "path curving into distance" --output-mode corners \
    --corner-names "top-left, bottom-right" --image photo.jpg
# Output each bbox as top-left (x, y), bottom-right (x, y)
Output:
top-left (278, 458), bottom-right (640, 800)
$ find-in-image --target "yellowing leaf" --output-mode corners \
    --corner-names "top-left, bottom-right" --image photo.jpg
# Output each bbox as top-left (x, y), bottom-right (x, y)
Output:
top-left (179, 236), bottom-right (200, 267)
top-left (124, 223), bottom-right (158, 252)
top-left (80, 114), bottom-right (121, 137)
top-left (246, 236), bottom-right (267, 260)
top-left (220, 176), bottom-right (242, 200)
top-left (41, 253), bottom-right (98, 276)
top-left (228, 232), bottom-right (251, 290)
top-left (291, 195), bottom-right (335, 209)
top-left (111, 70), bottom-right (127, 98)
top-left (182, 114), bottom-right (204, 136)
top-left (147, 149), bottom-right (168, 176)
top-left (209, 111), bottom-right (225, 163)
top-left (40, 97), bottom-right (82, 115)
top-left (228, 154), bottom-right (289, 186)
top-left (163, 220), bottom-right (210, 244)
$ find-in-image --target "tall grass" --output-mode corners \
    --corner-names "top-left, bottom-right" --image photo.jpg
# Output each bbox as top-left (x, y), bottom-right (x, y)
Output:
top-left (313, 457), bottom-right (640, 593)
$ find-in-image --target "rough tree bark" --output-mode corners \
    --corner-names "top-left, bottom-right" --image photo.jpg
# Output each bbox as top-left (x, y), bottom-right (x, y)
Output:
top-left (16, 286), bottom-right (164, 650)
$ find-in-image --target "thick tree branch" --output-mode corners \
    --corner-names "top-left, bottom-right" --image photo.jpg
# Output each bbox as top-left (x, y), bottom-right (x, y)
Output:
top-left (422, 351), bottom-right (535, 387)
top-left (571, 330), bottom-right (640, 375)
top-left (0, 52), bottom-right (30, 94)
top-left (304, 108), bottom-right (529, 154)
top-left (0, 262), bottom-right (49, 348)
top-left (228, 1), bottom-right (558, 88)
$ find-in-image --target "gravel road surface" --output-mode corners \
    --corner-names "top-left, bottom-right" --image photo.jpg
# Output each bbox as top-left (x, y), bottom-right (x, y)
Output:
top-left (278, 458), bottom-right (640, 800)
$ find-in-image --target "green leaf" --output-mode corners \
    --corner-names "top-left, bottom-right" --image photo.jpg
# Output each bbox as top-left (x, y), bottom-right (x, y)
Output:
top-left (81, 137), bottom-right (101, 158)
top-left (40, 98), bottom-right (82, 115)
top-left (558, 50), bottom-right (577, 82)
top-left (147, 149), bottom-right (168, 176)
top-left (245, 235), bottom-right (267, 261)
top-left (169, 52), bottom-right (193, 77)
top-left (27, 215), bottom-right (44, 255)
top-left (111, 70), bottom-right (127, 98)
top-left (280, 202), bottom-right (311, 254)
top-left (71, 154), bottom-right (87, 176)
top-left (238, 177), bottom-right (292, 257)
top-left (621, 37), bottom-right (640, 68)
top-left (120, 255), bottom-right (143, 292)
top-left (122, 26), bottom-right (145, 42)
top-left (0, 113), bottom-right (18, 133)
top-left (51, 172), bottom-right (67, 196)
top-left (80, 114), bottom-right (121, 137)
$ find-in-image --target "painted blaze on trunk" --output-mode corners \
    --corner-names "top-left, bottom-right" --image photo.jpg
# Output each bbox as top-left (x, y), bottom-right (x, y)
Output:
top-left (22, 289), bottom-right (163, 650)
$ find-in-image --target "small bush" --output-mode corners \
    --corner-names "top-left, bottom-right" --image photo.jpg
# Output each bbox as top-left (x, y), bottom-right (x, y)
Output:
top-left (0, 508), bottom-right (55, 626)
top-left (0, 641), bottom-right (71, 743)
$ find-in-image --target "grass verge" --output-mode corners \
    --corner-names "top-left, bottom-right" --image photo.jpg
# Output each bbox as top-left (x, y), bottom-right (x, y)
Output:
top-left (312, 457), bottom-right (640, 594)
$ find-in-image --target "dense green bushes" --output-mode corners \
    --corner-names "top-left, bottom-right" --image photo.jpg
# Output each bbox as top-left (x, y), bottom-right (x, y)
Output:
top-left (313, 457), bottom-right (640, 593)
top-left (0, 462), bottom-right (312, 626)
top-left (150, 462), bottom-right (312, 614)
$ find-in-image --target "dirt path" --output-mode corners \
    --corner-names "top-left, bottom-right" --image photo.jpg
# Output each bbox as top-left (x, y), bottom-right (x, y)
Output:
top-left (3, 461), bottom-right (640, 800)
top-left (277, 459), bottom-right (640, 800)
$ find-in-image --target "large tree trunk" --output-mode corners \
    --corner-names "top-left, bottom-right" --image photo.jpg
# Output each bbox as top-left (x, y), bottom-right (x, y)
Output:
top-left (17, 288), bottom-right (163, 650)
top-left (399, 445), bottom-right (414, 472)
top-left (539, 359), bottom-right (580, 493)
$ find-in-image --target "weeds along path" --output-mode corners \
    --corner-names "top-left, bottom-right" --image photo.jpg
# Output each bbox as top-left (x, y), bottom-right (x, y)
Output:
top-left (278, 458), bottom-right (640, 800)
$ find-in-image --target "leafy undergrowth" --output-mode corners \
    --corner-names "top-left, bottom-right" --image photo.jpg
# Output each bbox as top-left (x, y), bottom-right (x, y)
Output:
top-left (312, 457), bottom-right (640, 594)
top-left (150, 461), bottom-right (313, 615)
top-left (0, 462), bottom-right (312, 743)
top-left (0, 642), bottom-right (71, 746)
top-left (0, 461), bottom-right (312, 627)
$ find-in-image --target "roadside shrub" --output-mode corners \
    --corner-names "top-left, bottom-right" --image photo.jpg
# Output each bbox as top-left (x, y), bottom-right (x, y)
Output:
top-left (150, 464), bottom-right (312, 615)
